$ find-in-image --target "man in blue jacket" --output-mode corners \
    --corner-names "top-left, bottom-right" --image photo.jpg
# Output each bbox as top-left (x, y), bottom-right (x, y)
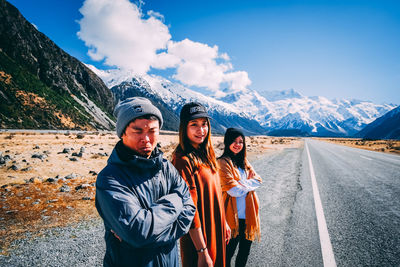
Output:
top-left (96, 97), bottom-right (196, 267)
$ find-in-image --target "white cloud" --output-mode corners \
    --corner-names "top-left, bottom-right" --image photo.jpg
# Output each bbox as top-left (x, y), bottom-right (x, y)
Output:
top-left (77, 0), bottom-right (171, 75)
top-left (220, 53), bottom-right (230, 61)
top-left (224, 71), bottom-right (252, 91)
top-left (147, 10), bottom-right (165, 22)
top-left (78, 0), bottom-right (251, 92)
top-left (168, 39), bottom-right (228, 91)
top-left (151, 48), bottom-right (180, 69)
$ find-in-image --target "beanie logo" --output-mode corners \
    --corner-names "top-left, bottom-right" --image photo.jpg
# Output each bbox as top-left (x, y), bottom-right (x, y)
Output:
top-left (190, 106), bottom-right (205, 114)
top-left (133, 105), bottom-right (143, 113)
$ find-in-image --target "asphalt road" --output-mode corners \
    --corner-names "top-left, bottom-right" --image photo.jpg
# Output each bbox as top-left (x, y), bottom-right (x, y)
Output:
top-left (247, 139), bottom-right (400, 267)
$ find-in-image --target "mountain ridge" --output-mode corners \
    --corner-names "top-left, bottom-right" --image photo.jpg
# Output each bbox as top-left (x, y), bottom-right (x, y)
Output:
top-left (356, 105), bottom-right (400, 140)
top-left (0, 0), bottom-right (115, 130)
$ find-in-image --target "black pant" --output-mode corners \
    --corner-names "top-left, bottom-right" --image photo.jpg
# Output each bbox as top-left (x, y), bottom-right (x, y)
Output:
top-left (226, 219), bottom-right (252, 267)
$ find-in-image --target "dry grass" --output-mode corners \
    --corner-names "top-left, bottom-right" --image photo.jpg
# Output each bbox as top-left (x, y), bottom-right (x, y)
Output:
top-left (0, 179), bottom-right (97, 252)
top-left (0, 131), bottom-right (301, 253)
top-left (316, 138), bottom-right (400, 155)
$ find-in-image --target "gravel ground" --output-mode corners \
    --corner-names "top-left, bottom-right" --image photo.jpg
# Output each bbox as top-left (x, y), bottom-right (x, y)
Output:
top-left (0, 218), bottom-right (105, 266)
top-left (0, 146), bottom-right (300, 267)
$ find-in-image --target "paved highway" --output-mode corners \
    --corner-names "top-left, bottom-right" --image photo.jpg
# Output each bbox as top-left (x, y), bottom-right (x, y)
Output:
top-left (247, 139), bottom-right (400, 267)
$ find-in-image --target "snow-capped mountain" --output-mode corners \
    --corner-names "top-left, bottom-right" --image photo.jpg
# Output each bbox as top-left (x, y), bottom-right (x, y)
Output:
top-left (213, 89), bottom-right (396, 136)
top-left (258, 88), bottom-right (303, 101)
top-left (356, 105), bottom-right (400, 140)
top-left (92, 68), bottom-right (397, 136)
top-left (106, 73), bottom-right (265, 134)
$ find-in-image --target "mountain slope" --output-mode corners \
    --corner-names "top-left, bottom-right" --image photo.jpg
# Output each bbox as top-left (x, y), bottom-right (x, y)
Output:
top-left (356, 106), bottom-right (400, 140)
top-left (110, 78), bottom-right (180, 132)
top-left (0, 0), bottom-right (115, 130)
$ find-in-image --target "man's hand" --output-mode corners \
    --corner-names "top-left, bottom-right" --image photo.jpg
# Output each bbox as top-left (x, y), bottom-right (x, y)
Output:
top-left (225, 222), bottom-right (231, 244)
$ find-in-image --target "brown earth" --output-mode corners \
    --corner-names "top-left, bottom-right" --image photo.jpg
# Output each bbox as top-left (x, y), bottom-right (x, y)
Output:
top-left (316, 138), bottom-right (400, 155)
top-left (0, 131), bottom-right (301, 253)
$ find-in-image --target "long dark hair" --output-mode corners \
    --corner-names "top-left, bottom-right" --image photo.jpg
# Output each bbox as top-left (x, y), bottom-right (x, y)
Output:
top-left (220, 128), bottom-right (246, 169)
top-left (174, 117), bottom-right (218, 172)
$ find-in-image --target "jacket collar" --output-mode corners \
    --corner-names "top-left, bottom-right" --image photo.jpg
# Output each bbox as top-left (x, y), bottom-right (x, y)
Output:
top-left (108, 140), bottom-right (163, 170)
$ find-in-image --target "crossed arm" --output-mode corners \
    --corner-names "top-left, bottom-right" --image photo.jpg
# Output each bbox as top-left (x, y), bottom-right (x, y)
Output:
top-left (96, 168), bottom-right (195, 249)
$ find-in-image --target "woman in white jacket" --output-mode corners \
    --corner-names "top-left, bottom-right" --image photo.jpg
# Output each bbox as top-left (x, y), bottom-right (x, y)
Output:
top-left (218, 128), bottom-right (262, 267)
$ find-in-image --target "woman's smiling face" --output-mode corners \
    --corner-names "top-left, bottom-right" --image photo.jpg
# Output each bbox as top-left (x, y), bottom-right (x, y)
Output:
top-left (229, 136), bottom-right (244, 155)
top-left (186, 118), bottom-right (209, 148)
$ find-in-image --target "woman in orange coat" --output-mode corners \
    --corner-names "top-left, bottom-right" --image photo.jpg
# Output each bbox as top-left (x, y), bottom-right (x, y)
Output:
top-left (172, 102), bottom-right (231, 267)
top-left (218, 128), bottom-right (261, 267)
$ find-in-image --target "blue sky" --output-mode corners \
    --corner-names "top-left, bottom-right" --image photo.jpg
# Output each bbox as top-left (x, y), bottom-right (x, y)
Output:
top-left (7, 0), bottom-right (400, 104)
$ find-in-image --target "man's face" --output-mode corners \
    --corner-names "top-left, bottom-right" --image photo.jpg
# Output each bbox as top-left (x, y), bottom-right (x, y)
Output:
top-left (121, 119), bottom-right (160, 158)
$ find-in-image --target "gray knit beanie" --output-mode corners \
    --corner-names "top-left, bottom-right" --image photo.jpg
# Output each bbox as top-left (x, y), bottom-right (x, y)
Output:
top-left (114, 97), bottom-right (163, 138)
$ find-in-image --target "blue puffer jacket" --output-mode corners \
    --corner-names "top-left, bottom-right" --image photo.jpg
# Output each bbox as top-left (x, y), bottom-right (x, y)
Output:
top-left (96, 144), bottom-right (195, 267)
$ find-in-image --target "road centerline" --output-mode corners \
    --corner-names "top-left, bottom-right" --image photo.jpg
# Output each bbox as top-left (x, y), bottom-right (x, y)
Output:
top-left (306, 141), bottom-right (337, 267)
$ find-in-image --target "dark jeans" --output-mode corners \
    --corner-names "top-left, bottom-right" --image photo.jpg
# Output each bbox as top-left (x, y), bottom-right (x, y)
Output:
top-left (226, 219), bottom-right (252, 267)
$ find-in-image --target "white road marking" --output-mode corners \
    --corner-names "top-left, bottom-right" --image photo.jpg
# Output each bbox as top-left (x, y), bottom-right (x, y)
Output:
top-left (360, 155), bottom-right (372, 161)
top-left (306, 142), bottom-right (337, 267)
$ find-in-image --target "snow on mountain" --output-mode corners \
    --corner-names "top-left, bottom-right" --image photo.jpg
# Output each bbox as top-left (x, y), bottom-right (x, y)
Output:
top-left (216, 89), bottom-right (396, 136)
top-left (71, 94), bottom-right (115, 129)
top-left (85, 66), bottom-right (138, 89)
top-left (92, 67), bottom-right (397, 136)
top-left (105, 72), bottom-right (265, 134)
top-left (88, 66), bottom-right (238, 115)
top-left (144, 75), bottom-right (235, 114)
top-left (258, 88), bottom-right (303, 101)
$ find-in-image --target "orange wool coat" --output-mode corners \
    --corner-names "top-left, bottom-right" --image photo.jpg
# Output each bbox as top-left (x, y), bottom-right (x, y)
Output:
top-left (218, 157), bottom-right (261, 241)
top-left (173, 152), bottom-right (226, 267)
